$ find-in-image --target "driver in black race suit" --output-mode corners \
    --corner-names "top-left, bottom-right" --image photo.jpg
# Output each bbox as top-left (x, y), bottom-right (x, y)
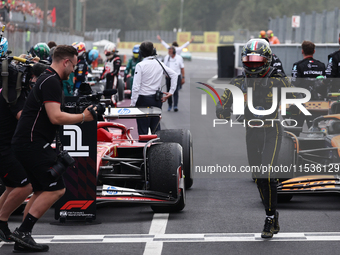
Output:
top-left (216, 39), bottom-right (295, 238)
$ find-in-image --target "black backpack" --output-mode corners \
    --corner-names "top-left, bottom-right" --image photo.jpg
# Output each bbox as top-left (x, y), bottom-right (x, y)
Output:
top-left (0, 58), bottom-right (31, 105)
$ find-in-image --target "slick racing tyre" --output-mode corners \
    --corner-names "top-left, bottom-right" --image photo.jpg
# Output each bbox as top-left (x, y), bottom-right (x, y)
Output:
top-left (276, 133), bottom-right (296, 182)
top-left (117, 78), bottom-right (124, 101)
top-left (148, 143), bottom-right (185, 213)
top-left (156, 129), bottom-right (193, 189)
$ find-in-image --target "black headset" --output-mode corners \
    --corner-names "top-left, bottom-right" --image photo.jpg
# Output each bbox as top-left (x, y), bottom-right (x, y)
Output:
top-left (170, 46), bottom-right (176, 55)
top-left (139, 44), bottom-right (156, 58)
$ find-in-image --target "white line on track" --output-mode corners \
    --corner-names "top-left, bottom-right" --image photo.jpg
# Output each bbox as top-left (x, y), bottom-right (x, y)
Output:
top-left (2, 232), bottom-right (340, 247)
top-left (143, 213), bottom-right (169, 255)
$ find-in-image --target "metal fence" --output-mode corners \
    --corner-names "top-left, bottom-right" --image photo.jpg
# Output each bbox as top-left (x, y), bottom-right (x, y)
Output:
top-left (5, 30), bottom-right (84, 56)
top-left (121, 29), bottom-right (259, 44)
top-left (4, 29), bottom-right (122, 57)
top-left (269, 8), bottom-right (340, 44)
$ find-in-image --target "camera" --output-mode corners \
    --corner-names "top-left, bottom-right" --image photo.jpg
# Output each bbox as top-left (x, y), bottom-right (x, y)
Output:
top-left (63, 82), bottom-right (115, 121)
top-left (48, 150), bottom-right (75, 179)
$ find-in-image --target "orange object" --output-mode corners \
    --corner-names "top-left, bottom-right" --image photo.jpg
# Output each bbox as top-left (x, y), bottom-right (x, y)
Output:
top-left (259, 30), bottom-right (266, 38)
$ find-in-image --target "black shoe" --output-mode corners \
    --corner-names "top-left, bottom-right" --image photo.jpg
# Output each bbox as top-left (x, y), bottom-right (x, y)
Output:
top-left (273, 211), bottom-right (280, 234)
top-left (13, 242), bottom-right (49, 253)
top-left (10, 228), bottom-right (48, 252)
top-left (0, 225), bottom-right (13, 242)
top-left (174, 107), bottom-right (178, 112)
top-left (261, 217), bottom-right (275, 238)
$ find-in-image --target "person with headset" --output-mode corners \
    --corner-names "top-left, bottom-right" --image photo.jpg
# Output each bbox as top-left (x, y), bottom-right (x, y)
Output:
top-left (130, 41), bottom-right (178, 135)
top-left (163, 46), bottom-right (185, 112)
top-left (216, 39), bottom-right (295, 239)
top-left (267, 30), bottom-right (280, 45)
top-left (157, 34), bottom-right (194, 55)
top-left (259, 30), bottom-right (267, 39)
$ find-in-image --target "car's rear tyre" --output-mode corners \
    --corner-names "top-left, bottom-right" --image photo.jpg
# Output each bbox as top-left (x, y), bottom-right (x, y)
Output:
top-left (117, 78), bottom-right (125, 101)
top-left (148, 143), bottom-right (185, 213)
top-left (156, 129), bottom-right (193, 189)
top-left (277, 133), bottom-right (296, 182)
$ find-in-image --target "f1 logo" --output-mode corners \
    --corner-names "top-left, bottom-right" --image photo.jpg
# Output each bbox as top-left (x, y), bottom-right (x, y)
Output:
top-left (63, 125), bottom-right (89, 157)
top-left (60, 200), bottom-right (94, 210)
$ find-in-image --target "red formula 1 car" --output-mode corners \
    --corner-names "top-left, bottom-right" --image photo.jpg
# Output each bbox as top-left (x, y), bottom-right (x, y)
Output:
top-left (0, 107), bottom-right (193, 214)
top-left (95, 107), bottom-right (193, 212)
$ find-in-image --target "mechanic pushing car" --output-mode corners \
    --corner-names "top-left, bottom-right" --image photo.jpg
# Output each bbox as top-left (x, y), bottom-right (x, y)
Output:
top-left (216, 39), bottom-right (295, 238)
top-left (99, 42), bottom-right (121, 91)
top-left (124, 44), bottom-right (141, 90)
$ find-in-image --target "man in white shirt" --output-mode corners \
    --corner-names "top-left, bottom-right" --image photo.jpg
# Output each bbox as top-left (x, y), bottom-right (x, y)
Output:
top-left (163, 46), bottom-right (185, 112)
top-left (157, 35), bottom-right (194, 55)
top-left (131, 41), bottom-right (178, 135)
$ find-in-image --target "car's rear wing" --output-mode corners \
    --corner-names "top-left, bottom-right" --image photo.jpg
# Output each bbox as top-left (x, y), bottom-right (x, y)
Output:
top-left (104, 107), bottom-right (162, 119)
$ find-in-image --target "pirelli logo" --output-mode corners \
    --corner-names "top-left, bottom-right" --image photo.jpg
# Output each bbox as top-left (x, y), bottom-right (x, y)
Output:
top-left (60, 200), bottom-right (94, 210)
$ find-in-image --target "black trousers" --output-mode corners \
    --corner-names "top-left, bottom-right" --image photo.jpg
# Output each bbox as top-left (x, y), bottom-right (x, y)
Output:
top-left (135, 95), bottom-right (162, 135)
top-left (166, 75), bottom-right (181, 108)
top-left (247, 123), bottom-right (282, 216)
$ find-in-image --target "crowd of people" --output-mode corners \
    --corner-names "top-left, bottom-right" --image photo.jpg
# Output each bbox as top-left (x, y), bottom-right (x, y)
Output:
top-left (0, 0), bottom-right (45, 20)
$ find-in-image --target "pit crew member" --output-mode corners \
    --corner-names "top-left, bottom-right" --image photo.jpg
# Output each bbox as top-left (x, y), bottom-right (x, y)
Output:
top-left (325, 33), bottom-right (340, 92)
top-left (291, 40), bottom-right (326, 127)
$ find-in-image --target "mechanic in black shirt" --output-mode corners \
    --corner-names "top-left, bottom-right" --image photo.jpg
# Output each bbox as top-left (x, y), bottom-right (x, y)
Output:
top-left (325, 33), bottom-right (340, 92)
top-left (10, 45), bottom-right (96, 253)
top-left (0, 61), bottom-right (49, 244)
top-left (216, 39), bottom-right (294, 238)
top-left (291, 40), bottom-right (326, 128)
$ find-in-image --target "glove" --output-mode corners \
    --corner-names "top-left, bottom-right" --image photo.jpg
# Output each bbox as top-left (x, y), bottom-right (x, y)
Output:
top-left (216, 103), bottom-right (231, 119)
